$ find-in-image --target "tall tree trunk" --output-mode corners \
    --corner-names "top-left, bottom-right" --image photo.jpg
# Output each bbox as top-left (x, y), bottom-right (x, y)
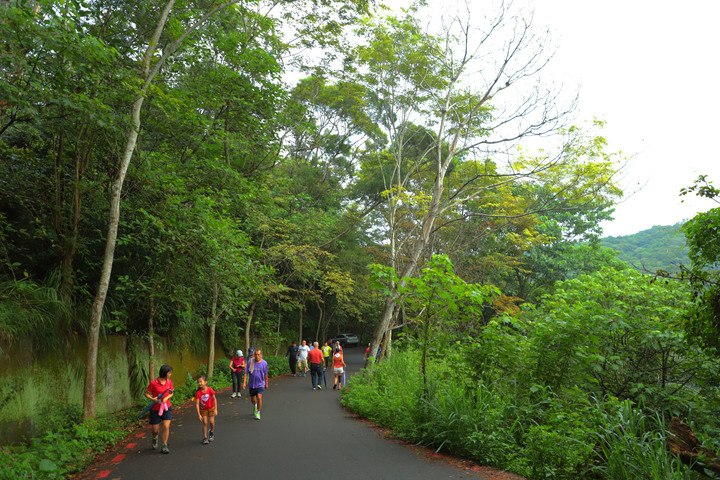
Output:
top-left (82, 0), bottom-right (176, 419)
top-left (244, 301), bottom-right (256, 355)
top-left (81, 0), bottom-right (253, 418)
top-left (148, 297), bottom-right (155, 379)
top-left (53, 130), bottom-right (71, 300)
top-left (298, 306), bottom-right (303, 343)
top-left (314, 303), bottom-right (324, 342)
top-left (365, 147), bottom-right (450, 367)
top-left (207, 280), bottom-right (219, 377)
top-left (380, 326), bottom-right (392, 362)
top-left (366, 295), bottom-right (397, 368)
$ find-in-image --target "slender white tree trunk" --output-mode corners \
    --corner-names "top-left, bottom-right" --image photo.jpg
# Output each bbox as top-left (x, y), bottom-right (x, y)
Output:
top-left (207, 280), bottom-right (219, 377)
top-left (82, 0), bottom-right (177, 419)
top-left (81, 0), bottom-right (246, 419)
top-left (244, 302), bottom-right (256, 355)
top-left (149, 297), bottom-right (155, 379)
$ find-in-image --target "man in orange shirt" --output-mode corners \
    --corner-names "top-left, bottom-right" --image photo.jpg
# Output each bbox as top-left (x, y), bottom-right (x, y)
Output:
top-left (307, 341), bottom-right (325, 390)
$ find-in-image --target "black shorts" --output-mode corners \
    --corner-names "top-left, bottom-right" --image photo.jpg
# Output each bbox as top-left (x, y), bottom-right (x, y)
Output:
top-left (149, 407), bottom-right (172, 425)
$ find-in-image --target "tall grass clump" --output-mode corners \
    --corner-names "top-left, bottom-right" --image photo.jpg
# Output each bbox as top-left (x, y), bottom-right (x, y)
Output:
top-left (343, 349), bottom-right (650, 480)
top-left (592, 400), bottom-right (697, 480)
top-left (342, 351), bottom-right (424, 438)
top-left (0, 278), bottom-right (71, 354)
top-left (420, 373), bottom-right (521, 467)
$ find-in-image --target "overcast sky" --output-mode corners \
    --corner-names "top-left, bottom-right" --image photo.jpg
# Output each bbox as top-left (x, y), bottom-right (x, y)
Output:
top-left (385, 0), bottom-right (719, 237)
top-left (531, 0), bottom-right (720, 237)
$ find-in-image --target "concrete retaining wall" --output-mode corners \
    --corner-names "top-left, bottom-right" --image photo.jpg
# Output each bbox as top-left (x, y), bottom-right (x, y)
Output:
top-left (0, 335), bottom-right (210, 444)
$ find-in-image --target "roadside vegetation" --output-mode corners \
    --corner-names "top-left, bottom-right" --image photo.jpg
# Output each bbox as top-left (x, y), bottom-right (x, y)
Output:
top-left (0, 405), bottom-right (142, 479)
top-left (3, 0), bottom-right (720, 478)
top-left (343, 266), bottom-right (720, 480)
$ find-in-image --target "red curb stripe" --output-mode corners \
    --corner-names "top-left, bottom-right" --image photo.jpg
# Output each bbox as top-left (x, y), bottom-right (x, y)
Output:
top-left (125, 442), bottom-right (137, 449)
top-left (95, 471), bottom-right (111, 478)
top-left (111, 454), bottom-right (126, 462)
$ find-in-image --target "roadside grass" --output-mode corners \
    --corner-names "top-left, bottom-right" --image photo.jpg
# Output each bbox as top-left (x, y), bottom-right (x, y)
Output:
top-left (342, 350), bottom-right (711, 480)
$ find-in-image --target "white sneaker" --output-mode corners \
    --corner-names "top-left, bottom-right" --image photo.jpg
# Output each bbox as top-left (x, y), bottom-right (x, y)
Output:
top-left (237, 392), bottom-right (241, 398)
top-left (231, 392), bottom-right (237, 398)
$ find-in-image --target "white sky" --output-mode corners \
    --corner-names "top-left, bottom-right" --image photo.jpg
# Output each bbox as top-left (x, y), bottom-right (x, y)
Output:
top-left (383, 0), bottom-right (720, 237)
top-left (532, 0), bottom-right (720, 237)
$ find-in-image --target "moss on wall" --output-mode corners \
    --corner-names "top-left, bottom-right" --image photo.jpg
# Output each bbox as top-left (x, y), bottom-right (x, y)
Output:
top-left (0, 335), bottom-right (211, 445)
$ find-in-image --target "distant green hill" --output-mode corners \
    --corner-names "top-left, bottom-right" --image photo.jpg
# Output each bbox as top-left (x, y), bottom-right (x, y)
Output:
top-left (601, 222), bottom-right (689, 272)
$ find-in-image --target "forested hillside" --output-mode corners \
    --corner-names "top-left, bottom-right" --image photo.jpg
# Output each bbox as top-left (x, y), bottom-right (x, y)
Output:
top-left (2, 1), bottom-right (720, 479)
top-left (601, 222), bottom-right (689, 271)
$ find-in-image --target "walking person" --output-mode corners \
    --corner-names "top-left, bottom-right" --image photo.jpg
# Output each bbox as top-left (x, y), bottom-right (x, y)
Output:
top-left (229, 349), bottom-right (245, 398)
top-left (308, 341), bottom-right (324, 390)
top-left (195, 375), bottom-right (217, 445)
top-left (145, 364), bottom-right (174, 454)
top-left (286, 342), bottom-right (299, 376)
top-left (332, 345), bottom-right (346, 390)
top-left (296, 340), bottom-right (310, 377)
top-left (322, 341), bottom-right (332, 370)
top-left (242, 348), bottom-right (269, 420)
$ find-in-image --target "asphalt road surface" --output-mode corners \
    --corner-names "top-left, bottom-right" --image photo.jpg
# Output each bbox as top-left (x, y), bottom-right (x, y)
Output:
top-left (79, 348), bottom-right (506, 480)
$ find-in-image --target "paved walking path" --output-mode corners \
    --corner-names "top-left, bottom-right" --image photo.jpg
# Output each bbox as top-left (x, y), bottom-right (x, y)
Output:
top-left (78, 348), bottom-right (516, 480)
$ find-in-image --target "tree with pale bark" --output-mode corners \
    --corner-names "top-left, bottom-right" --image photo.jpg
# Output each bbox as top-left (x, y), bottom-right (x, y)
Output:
top-left (345, 4), bottom-right (622, 366)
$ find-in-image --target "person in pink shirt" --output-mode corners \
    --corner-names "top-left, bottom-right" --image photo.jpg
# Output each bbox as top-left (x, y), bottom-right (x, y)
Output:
top-left (229, 350), bottom-right (245, 398)
top-left (145, 364), bottom-right (174, 454)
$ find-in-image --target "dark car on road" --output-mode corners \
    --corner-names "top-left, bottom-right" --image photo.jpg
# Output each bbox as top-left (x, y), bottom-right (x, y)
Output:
top-left (332, 333), bottom-right (359, 347)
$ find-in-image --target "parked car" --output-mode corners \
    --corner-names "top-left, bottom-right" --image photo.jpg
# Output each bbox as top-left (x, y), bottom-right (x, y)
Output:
top-left (332, 333), bottom-right (359, 347)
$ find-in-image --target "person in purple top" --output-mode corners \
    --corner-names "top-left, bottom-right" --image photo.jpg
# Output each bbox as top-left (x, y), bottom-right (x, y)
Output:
top-left (242, 349), bottom-right (269, 420)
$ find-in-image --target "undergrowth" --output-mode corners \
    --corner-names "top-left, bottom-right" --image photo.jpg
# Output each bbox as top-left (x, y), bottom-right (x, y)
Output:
top-left (0, 405), bottom-right (142, 480)
top-left (342, 350), bottom-right (715, 480)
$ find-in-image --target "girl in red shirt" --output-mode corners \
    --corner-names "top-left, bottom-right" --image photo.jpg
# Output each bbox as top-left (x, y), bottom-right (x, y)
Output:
top-left (195, 375), bottom-right (217, 444)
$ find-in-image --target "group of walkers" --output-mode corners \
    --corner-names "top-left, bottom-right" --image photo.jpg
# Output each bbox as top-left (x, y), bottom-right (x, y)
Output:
top-left (285, 339), bottom-right (347, 391)
top-left (143, 339), bottom-right (346, 454)
top-left (227, 347), bottom-right (268, 421)
top-left (143, 346), bottom-right (270, 453)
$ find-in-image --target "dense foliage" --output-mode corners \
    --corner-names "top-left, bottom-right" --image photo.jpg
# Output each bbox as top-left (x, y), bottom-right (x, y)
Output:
top-left (344, 267), bottom-right (720, 479)
top-left (681, 176), bottom-right (720, 355)
top-left (4, 0), bottom-right (720, 477)
top-left (0, 0), bottom-right (622, 360)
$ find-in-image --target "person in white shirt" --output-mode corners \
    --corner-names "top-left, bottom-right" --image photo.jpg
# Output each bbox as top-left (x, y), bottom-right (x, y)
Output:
top-left (296, 340), bottom-right (310, 377)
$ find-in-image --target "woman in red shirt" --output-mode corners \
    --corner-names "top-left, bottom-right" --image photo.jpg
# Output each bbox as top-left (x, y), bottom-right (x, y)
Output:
top-left (145, 364), bottom-right (174, 454)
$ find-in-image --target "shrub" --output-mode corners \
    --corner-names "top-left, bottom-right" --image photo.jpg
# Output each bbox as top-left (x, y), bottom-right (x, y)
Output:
top-left (265, 355), bottom-right (288, 378)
